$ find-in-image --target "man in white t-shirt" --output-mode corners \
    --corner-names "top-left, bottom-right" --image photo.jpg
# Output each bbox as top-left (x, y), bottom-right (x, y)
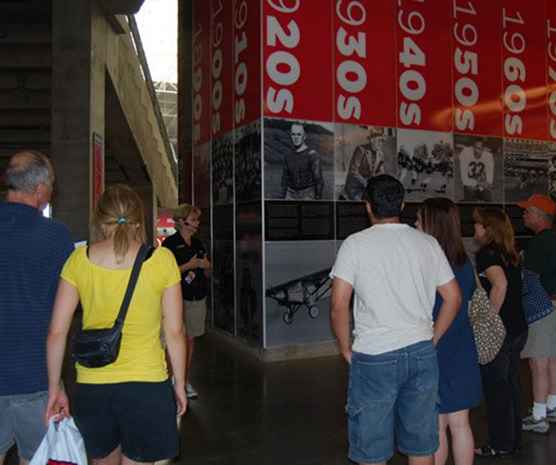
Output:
top-left (330, 174), bottom-right (461, 465)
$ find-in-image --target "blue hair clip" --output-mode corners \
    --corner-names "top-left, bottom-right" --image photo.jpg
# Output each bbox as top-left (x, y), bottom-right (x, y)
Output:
top-left (116, 216), bottom-right (128, 225)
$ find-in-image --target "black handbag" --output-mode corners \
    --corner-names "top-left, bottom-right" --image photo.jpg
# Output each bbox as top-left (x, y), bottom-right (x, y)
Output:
top-left (72, 244), bottom-right (151, 368)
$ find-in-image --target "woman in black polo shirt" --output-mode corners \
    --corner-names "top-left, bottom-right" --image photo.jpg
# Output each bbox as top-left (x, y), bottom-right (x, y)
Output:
top-left (472, 207), bottom-right (527, 457)
top-left (163, 204), bottom-right (210, 400)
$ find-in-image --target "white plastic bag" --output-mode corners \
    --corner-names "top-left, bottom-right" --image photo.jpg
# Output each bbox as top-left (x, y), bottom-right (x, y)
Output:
top-left (29, 418), bottom-right (87, 465)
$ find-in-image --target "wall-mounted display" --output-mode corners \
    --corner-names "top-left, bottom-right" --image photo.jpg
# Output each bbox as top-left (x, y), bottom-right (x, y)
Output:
top-left (193, 143), bottom-right (210, 209)
top-left (504, 139), bottom-right (551, 203)
top-left (454, 135), bottom-right (504, 203)
top-left (336, 202), bottom-right (369, 241)
top-left (212, 205), bottom-right (235, 334)
top-left (335, 124), bottom-right (396, 201)
top-left (235, 121), bottom-right (261, 203)
top-left (262, 0), bottom-right (333, 121)
top-left (548, 144), bottom-right (556, 199)
top-left (265, 241), bottom-right (336, 347)
top-left (265, 201), bottom-right (334, 242)
top-left (397, 129), bottom-right (455, 201)
top-left (212, 132), bottom-right (234, 206)
top-left (236, 202), bottom-right (262, 344)
top-left (186, 0), bottom-right (556, 352)
top-left (264, 118), bottom-right (334, 200)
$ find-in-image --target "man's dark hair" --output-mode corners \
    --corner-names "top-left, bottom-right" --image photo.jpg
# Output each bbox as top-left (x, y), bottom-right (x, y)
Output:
top-left (364, 174), bottom-right (404, 219)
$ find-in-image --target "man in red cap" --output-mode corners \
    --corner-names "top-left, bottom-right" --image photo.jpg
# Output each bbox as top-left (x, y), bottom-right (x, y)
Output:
top-left (518, 194), bottom-right (556, 433)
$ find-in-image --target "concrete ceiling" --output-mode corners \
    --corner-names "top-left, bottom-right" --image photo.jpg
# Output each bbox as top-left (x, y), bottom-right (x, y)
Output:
top-left (99, 0), bottom-right (146, 15)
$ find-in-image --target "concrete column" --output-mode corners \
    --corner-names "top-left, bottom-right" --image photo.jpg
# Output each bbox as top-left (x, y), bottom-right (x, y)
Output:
top-left (51, 0), bottom-right (93, 241)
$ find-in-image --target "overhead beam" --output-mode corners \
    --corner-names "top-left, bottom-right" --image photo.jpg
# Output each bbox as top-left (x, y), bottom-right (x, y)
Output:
top-left (0, 109), bottom-right (50, 128)
top-left (0, 128), bottom-right (50, 144)
top-left (0, 70), bottom-right (51, 90)
top-left (98, 0), bottom-right (145, 15)
top-left (0, 91), bottom-right (50, 110)
top-left (0, 44), bottom-right (51, 69)
top-left (0, 24), bottom-right (50, 44)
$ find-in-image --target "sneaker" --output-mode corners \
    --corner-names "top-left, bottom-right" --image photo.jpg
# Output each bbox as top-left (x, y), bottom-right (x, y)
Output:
top-left (522, 414), bottom-right (549, 433)
top-left (548, 407), bottom-right (556, 423)
top-left (474, 445), bottom-right (514, 457)
top-left (186, 383), bottom-right (198, 399)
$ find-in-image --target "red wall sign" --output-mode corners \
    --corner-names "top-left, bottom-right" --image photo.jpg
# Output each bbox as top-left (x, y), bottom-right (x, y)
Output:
top-left (211, 0), bottom-right (234, 137)
top-left (92, 132), bottom-right (104, 209)
top-left (262, 0), bottom-right (333, 121)
top-left (452, 0), bottom-right (503, 136)
top-left (233, 0), bottom-right (261, 127)
top-left (501, 1), bottom-right (547, 139)
top-left (395, 0), bottom-right (453, 132)
top-left (192, 0), bottom-right (212, 146)
top-left (547, 0), bottom-right (556, 141)
top-left (334, 0), bottom-right (396, 127)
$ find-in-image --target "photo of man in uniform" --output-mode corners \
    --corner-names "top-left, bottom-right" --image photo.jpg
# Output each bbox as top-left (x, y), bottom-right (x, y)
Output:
top-left (280, 123), bottom-right (324, 200)
top-left (340, 130), bottom-right (385, 201)
top-left (460, 138), bottom-right (494, 202)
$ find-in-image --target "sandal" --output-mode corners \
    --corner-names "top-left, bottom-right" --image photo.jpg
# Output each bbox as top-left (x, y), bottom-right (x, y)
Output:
top-left (474, 445), bottom-right (514, 457)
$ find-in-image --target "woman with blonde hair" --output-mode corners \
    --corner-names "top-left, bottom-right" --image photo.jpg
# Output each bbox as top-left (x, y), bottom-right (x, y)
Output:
top-left (162, 203), bottom-right (210, 399)
top-left (416, 198), bottom-right (481, 465)
top-left (46, 184), bottom-right (186, 465)
top-left (472, 207), bottom-right (527, 457)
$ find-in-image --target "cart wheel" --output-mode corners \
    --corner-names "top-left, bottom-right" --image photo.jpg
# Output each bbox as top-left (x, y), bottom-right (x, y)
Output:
top-left (308, 306), bottom-right (320, 319)
top-left (282, 311), bottom-right (293, 325)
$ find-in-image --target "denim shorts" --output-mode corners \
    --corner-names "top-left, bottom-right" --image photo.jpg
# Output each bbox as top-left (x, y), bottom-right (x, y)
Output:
top-left (0, 390), bottom-right (48, 461)
top-left (347, 340), bottom-right (439, 463)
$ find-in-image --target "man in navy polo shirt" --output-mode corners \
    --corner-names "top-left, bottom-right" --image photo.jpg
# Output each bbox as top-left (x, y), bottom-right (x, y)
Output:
top-left (0, 151), bottom-right (73, 464)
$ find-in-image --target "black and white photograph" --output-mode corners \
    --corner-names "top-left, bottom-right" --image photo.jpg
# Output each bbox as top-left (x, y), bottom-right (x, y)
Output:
top-left (396, 129), bottom-right (455, 201)
top-left (212, 204), bottom-right (235, 334)
top-left (193, 143), bottom-right (210, 209)
top-left (265, 241), bottom-right (336, 347)
top-left (264, 118), bottom-right (334, 201)
top-left (236, 203), bottom-right (263, 343)
top-left (212, 238), bottom-right (235, 334)
top-left (547, 144), bottom-right (556, 201)
top-left (211, 131), bottom-right (234, 205)
top-left (504, 139), bottom-right (551, 203)
top-left (236, 241), bottom-right (262, 343)
top-left (335, 124), bottom-right (397, 201)
top-left (454, 135), bottom-right (503, 203)
top-left (235, 121), bottom-right (261, 203)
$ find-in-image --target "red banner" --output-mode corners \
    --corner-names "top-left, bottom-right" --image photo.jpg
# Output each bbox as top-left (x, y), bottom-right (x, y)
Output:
top-left (262, 0), bottom-right (333, 121)
top-left (192, 0), bottom-right (211, 146)
top-left (501, 1), bottom-right (547, 139)
top-left (233, 0), bottom-right (261, 127)
top-left (211, 0), bottom-right (234, 137)
top-left (547, 0), bottom-right (556, 141)
top-left (334, 0), bottom-right (396, 127)
top-left (92, 132), bottom-right (104, 209)
top-left (395, 0), bottom-right (452, 132)
top-left (452, 0), bottom-right (503, 136)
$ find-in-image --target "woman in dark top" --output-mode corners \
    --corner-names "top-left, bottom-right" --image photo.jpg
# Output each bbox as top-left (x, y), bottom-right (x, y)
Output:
top-left (472, 207), bottom-right (528, 457)
top-left (416, 198), bottom-right (481, 465)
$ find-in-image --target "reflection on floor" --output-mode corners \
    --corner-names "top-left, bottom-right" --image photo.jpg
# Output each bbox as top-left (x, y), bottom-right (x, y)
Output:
top-left (178, 336), bottom-right (556, 465)
top-left (6, 335), bottom-right (556, 465)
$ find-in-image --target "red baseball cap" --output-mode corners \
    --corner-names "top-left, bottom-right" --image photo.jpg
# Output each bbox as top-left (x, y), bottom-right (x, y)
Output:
top-left (517, 194), bottom-right (556, 216)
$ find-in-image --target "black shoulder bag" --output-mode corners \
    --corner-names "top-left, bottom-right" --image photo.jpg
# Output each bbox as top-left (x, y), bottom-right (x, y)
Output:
top-left (72, 244), bottom-right (151, 368)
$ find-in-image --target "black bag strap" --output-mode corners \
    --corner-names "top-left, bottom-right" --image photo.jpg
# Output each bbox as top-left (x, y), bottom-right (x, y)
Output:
top-left (114, 244), bottom-right (152, 327)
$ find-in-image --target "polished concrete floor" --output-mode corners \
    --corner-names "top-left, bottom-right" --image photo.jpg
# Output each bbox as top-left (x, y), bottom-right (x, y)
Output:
top-left (179, 336), bottom-right (556, 465)
top-left (5, 335), bottom-right (556, 465)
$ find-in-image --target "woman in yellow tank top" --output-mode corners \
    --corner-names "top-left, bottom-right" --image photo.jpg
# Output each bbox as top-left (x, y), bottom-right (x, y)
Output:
top-left (46, 184), bottom-right (186, 465)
